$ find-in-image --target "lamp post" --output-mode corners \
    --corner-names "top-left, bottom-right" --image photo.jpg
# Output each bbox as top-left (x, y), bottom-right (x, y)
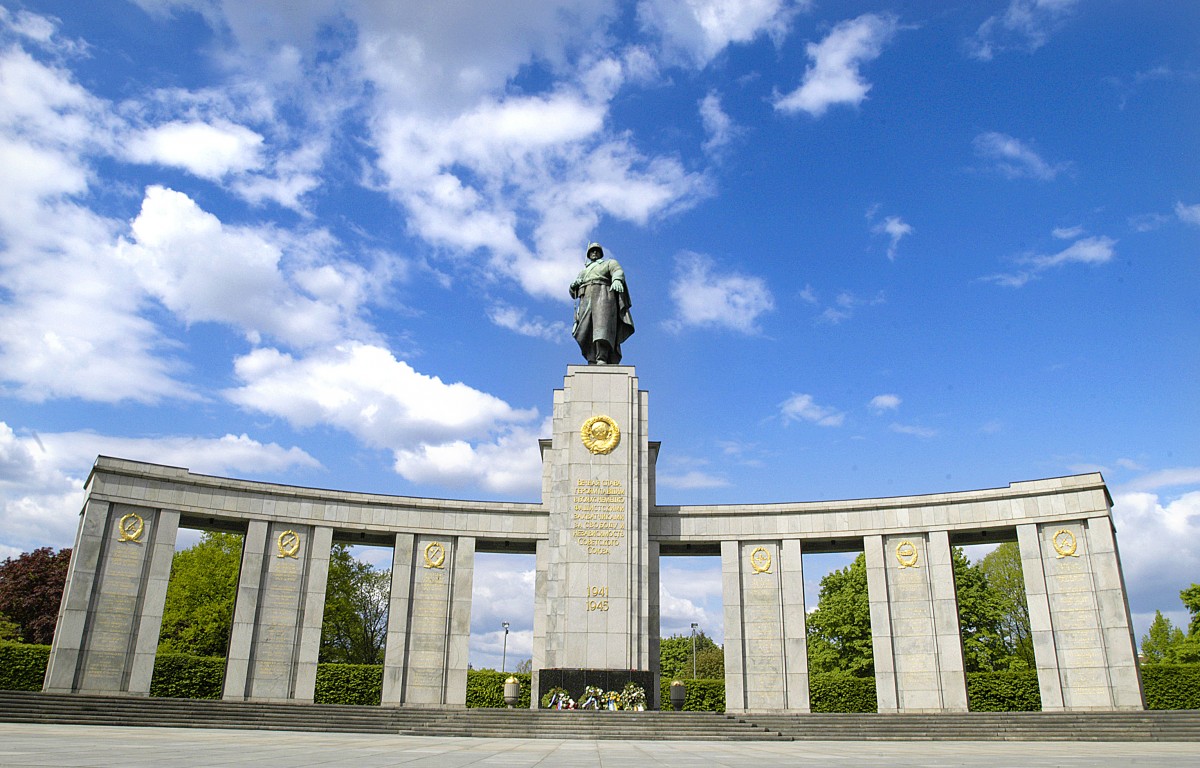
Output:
top-left (501, 621), bottom-right (510, 673)
top-left (690, 622), bottom-right (698, 679)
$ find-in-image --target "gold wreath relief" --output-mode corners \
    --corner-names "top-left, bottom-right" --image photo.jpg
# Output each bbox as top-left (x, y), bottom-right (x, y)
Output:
top-left (117, 512), bottom-right (145, 543)
top-left (896, 540), bottom-right (919, 568)
top-left (424, 541), bottom-right (447, 569)
top-left (580, 415), bottom-right (620, 455)
top-left (1052, 529), bottom-right (1078, 559)
top-left (277, 530), bottom-right (300, 559)
top-left (749, 547), bottom-right (772, 574)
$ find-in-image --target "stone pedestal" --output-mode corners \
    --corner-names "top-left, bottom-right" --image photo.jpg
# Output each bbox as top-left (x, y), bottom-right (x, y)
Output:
top-left (533, 365), bottom-right (656, 705)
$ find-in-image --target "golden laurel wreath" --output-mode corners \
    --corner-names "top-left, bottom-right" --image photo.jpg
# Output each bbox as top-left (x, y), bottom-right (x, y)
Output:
top-left (277, 530), bottom-right (300, 559)
top-left (117, 512), bottom-right (145, 543)
top-left (424, 541), bottom-right (446, 569)
top-left (896, 540), bottom-right (919, 569)
top-left (1052, 529), bottom-right (1078, 559)
top-left (580, 415), bottom-right (620, 455)
top-left (749, 547), bottom-right (772, 574)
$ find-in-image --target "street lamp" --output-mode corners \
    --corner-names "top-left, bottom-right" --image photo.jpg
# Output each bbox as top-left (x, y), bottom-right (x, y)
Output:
top-left (501, 621), bottom-right (510, 673)
top-left (690, 622), bottom-right (698, 679)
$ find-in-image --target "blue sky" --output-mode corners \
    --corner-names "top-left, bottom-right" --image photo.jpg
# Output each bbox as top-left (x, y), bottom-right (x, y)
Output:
top-left (0, 1), bottom-right (1197, 670)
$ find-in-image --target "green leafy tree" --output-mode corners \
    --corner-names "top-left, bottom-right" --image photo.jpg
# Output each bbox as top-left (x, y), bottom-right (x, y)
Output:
top-left (1141, 611), bottom-right (1188, 663)
top-left (0, 547), bottom-right (72, 644)
top-left (158, 532), bottom-right (243, 656)
top-left (953, 547), bottom-right (1011, 672)
top-left (660, 631), bottom-right (719, 679)
top-left (1182, 583), bottom-right (1200, 637)
top-left (806, 554), bottom-right (875, 677)
top-left (694, 643), bottom-right (725, 678)
top-left (0, 611), bottom-right (20, 641)
top-left (976, 542), bottom-right (1034, 669)
top-left (319, 544), bottom-right (390, 664)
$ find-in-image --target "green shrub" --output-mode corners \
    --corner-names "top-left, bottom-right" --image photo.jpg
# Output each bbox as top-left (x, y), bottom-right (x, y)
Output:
top-left (966, 670), bottom-right (1041, 711)
top-left (658, 678), bottom-right (725, 711)
top-left (314, 663), bottom-right (383, 705)
top-left (809, 672), bottom-right (876, 712)
top-left (149, 652), bottom-right (225, 699)
top-left (1142, 663), bottom-right (1200, 710)
top-left (466, 670), bottom-right (531, 708)
top-left (0, 642), bottom-right (50, 691)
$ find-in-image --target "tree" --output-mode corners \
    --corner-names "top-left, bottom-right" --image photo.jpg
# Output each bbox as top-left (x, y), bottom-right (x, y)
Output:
top-left (0, 547), bottom-right (72, 644)
top-left (806, 554), bottom-right (875, 677)
top-left (1141, 611), bottom-right (1188, 663)
top-left (319, 544), bottom-right (390, 665)
top-left (158, 532), bottom-right (242, 657)
top-left (976, 542), bottom-right (1034, 669)
top-left (660, 631), bottom-right (719, 679)
top-left (1181, 583), bottom-right (1200, 637)
top-left (515, 658), bottom-right (533, 673)
top-left (694, 643), bottom-right (725, 679)
top-left (952, 547), bottom-right (1011, 672)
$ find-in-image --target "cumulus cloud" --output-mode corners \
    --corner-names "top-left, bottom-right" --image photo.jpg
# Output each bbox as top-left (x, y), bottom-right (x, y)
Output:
top-left (1112, 489), bottom-right (1200, 626)
top-left (699, 90), bottom-right (737, 154)
top-left (225, 344), bottom-right (544, 494)
top-left (870, 213), bottom-right (913, 260)
top-left (1175, 202), bottom-right (1200, 227)
top-left (781, 393), bottom-right (844, 427)
top-left (869, 394), bottom-right (901, 411)
top-left (124, 119), bottom-right (265, 179)
top-left (659, 560), bottom-right (723, 639)
top-left (638, 0), bottom-right (801, 67)
top-left (983, 234), bottom-right (1116, 288)
top-left (1052, 224), bottom-right (1084, 239)
top-left (0, 421), bottom-right (317, 553)
top-left (665, 253), bottom-right (774, 333)
top-left (487, 304), bottom-right (568, 341)
top-left (968, 0), bottom-right (1080, 61)
top-left (813, 289), bottom-right (885, 325)
top-left (973, 131), bottom-right (1069, 180)
top-left (774, 13), bottom-right (900, 117)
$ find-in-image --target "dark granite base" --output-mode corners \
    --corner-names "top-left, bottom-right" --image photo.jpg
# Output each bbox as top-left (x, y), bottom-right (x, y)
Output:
top-left (538, 668), bottom-right (656, 708)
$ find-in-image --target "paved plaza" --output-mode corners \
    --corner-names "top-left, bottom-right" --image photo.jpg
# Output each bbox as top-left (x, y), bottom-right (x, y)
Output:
top-left (1, 724), bottom-right (1198, 768)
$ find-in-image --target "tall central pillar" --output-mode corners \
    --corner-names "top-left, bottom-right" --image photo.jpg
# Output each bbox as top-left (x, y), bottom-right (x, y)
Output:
top-left (533, 365), bottom-right (657, 706)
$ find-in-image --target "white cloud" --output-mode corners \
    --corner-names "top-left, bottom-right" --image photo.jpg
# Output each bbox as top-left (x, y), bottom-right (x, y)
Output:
top-left (1112, 489), bottom-right (1200, 624)
top-left (226, 344), bottom-right (544, 494)
top-left (124, 119), bottom-right (265, 179)
top-left (699, 90), bottom-right (736, 154)
top-left (774, 13), bottom-right (900, 117)
top-left (1052, 224), bottom-right (1084, 239)
top-left (657, 470), bottom-right (731, 489)
top-left (487, 304), bottom-right (568, 341)
top-left (1129, 213), bottom-right (1169, 233)
top-left (1175, 202), bottom-right (1200, 227)
top-left (814, 289), bottom-right (885, 325)
top-left (116, 186), bottom-right (377, 349)
top-left (781, 393), bottom-right (844, 427)
top-left (871, 214), bottom-right (913, 260)
top-left (638, 0), bottom-right (800, 67)
top-left (0, 421), bottom-right (317, 554)
top-left (968, 0), bottom-right (1080, 61)
top-left (665, 253), bottom-right (774, 333)
top-left (983, 234), bottom-right (1116, 288)
top-left (973, 131), bottom-right (1069, 180)
top-left (869, 394), bottom-right (901, 412)
top-left (890, 422), bottom-right (936, 438)
top-left (1121, 467), bottom-right (1200, 493)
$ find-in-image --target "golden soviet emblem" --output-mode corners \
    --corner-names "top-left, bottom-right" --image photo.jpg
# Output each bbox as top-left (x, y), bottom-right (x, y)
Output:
top-left (424, 541), bottom-right (447, 569)
top-left (117, 512), bottom-right (145, 543)
top-left (895, 540), bottom-right (919, 568)
top-left (580, 415), bottom-right (620, 455)
top-left (277, 530), bottom-right (301, 559)
top-left (1052, 529), bottom-right (1078, 559)
top-left (749, 547), bottom-right (772, 574)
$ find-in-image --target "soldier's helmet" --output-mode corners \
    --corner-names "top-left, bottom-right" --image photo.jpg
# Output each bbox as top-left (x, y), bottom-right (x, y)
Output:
top-left (586, 242), bottom-right (604, 258)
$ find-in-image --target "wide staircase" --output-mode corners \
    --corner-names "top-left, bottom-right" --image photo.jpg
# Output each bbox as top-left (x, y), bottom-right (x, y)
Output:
top-left (2, 691), bottom-right (1199, 741)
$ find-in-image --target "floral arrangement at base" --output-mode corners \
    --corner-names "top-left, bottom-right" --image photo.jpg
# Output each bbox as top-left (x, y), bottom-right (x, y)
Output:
top-left (541, 687), bottom-right (576, 710)
top-left (619, 682), bottom-right (646, 711)
top-left (578, 685), bottom-right (605, 710)
top-left (603, 689), bottom-right (620, 710)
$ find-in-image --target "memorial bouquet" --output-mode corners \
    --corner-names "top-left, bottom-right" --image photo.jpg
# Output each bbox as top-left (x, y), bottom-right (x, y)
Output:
top-left (542, 687), bottom-right (574, 710)
top-left (619, 682), bottom-right (646, 711)
top-left (603, 690), bottom-right (621, 710)
top-left (579, 685), bottom-right (605, 710)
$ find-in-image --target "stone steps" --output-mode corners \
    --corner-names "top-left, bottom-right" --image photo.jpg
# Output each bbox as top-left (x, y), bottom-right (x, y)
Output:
top-left (2, 691), bottom-right (1198, 741)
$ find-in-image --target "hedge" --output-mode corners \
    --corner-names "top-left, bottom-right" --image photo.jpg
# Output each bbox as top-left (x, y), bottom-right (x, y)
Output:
top-left (1142, 664), bottom-right (1200, 710)
top-left (465, 670), bottom-right (531, 708)
top-left (965, 670), bottom-right (1041, 712)
top-left (0, 642), bottom-right (50, 691)
top-left (809, 672), bottom-right (876, 712)
top-left (6, 645), bottom-right (1199, 711)
top-left (659, 678), bottom-right (725, 711)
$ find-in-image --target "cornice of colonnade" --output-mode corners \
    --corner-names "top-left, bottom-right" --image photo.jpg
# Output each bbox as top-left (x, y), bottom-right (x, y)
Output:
top-left (84, 456), bottom-right (548, 546)
top-left (649, 472), bottom-right (1114, 545)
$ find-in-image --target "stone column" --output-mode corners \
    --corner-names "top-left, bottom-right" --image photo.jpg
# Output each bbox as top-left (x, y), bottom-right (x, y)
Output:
top-left (866, 531), bottom-right (967, 712)
top-left (381, 534), bottom-right (475, 705)
top-left (538, 365), bottom-right (654, 700)
top-left (531, 538), bottom-right (549, 709)
top-left (223, 521), bottom-right (332, 702)
top-left (45, 501), bottom-right (178, 695)
top-left (720, 539), bottom-right (809, 711)
top-left (1018, 519), bottom-right (1143, 710)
